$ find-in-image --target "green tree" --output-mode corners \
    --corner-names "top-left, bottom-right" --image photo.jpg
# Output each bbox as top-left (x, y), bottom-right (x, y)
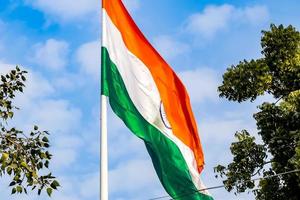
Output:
top-left (0, 67), bottom-right (59, 197)
top-left (214, 24), bottom-right (300, 199)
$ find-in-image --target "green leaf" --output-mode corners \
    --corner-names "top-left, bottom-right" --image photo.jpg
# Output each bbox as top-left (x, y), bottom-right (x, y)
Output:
top-left (37, 162), bottom-right (43, 170)
top-left (47, 188), bottom-right (53, 197)
top-left (16, 186), bottom-right (22, 193)
top-left (7, 167), bottom-right (12, 175)
top-left (8, 111), bottom-right (14, 118)
top-left (45, 160), bottom-right (49, 168)
top-left (9, 181), bottom-right (16, 186)
top-left (1, 153), bottom-right (9, 160)
top-left (21, 161), bottom-right (28, 168)
top-left (50, 180), bottom-right (60, 190)
top-left (1, 75), bottom-right (6, 82)
top-left (40, 152), bottom-right (46, 159)
top-left (42, 136), bottom-right (49, 143)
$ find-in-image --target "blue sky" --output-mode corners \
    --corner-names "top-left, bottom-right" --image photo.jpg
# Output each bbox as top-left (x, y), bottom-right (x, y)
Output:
top-left (0, 0), bottom-right (299, 200)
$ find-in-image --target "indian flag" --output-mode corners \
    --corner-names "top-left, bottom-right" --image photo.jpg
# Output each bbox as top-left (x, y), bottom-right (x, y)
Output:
top-left (101, 0), bottom-right (213, 199)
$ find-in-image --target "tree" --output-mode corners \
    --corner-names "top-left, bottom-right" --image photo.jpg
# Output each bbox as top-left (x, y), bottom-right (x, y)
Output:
top-left (0, 66), bottom-right (59, 197)
top-left (214, 24), bottom-right (300, 199)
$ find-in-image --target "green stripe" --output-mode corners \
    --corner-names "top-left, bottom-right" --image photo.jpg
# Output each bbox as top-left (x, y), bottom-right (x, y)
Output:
top-left (101, 47), bottom-right (213, 200)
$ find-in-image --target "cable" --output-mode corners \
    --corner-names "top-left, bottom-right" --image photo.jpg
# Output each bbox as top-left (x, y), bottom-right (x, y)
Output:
top-left (148, 169), bottom-right (300, 200)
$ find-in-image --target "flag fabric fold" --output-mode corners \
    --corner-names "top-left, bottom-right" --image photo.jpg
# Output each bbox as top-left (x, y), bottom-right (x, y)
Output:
top-left (101, 0), bottom-right (213, 199)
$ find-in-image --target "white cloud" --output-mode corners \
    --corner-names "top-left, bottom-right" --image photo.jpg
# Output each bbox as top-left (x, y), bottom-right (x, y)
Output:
top-left (53, 194), bottom-right (81, 200)
top-left (26, 0), bottom-right (99, 21)
top-left (79, 173), bottom-right (100, 198)
top-left (242, 5), bottom-right (269, 25)
top-left (81, 121), bottom-right (100, 157)
top-left (49, 174), bottom-right (98, 200)
top-left (109, 159), bottom-right (164, 199)
top-left (52, 73), bottom-right (85, 91)
top-left (0, 60), bottom-right (14, 74)
top-left (52, 148), bottom-right (78, 169)
top-left (54, 135), bottom-right (83, 149)
top-left (186, 4), bottom-right (234, 38)
top-left (26, 100), bottom-right (81, 133)
top-left (76, 40), bottom-right (100, 80)
top-left (153, 35), bottom-right (190, 61)
top-left (31, 39), bottom-right (69, 70)
top-left (108, 128), bottom-right (146, 163)
top-left (50, 176), bottom-right (82, 200)
top-left (0, 65), bottom-right (56, 121)
top-left (200, 118), bottom-right (255, 145)
top-left (179, 68), bottom-right (220, 103)
top-left (15, 70), bottom-right (55, 106)
top-left (186, 4), bottom-right (269, 38)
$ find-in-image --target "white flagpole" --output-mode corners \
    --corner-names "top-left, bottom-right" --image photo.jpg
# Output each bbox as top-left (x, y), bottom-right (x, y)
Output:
top-left (100, 0), bottom-right (108, 198)
top-left (100, 94), bottom-right (108, 200)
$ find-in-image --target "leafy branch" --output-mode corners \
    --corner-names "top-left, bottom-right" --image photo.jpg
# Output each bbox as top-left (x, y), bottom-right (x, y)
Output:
top-left (0, 66), bottom-right (59, 197)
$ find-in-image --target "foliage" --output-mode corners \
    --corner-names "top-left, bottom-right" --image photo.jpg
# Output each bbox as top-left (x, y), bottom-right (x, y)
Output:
top-left (214, 24), bottom-right (300, 199)
top-left (0, 66), bottom-right (59, 196)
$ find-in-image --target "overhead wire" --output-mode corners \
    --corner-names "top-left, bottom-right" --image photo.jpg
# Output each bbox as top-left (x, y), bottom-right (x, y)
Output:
top-left (148, 169), bottom-right (300, 200)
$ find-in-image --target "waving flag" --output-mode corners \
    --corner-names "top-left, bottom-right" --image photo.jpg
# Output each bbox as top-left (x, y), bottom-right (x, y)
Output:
top-left (101, 0), bottom-right (213, 199)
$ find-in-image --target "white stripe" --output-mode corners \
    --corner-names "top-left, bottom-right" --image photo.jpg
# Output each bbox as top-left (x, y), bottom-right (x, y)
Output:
top-left (102, 9), bottom-right (209, 195)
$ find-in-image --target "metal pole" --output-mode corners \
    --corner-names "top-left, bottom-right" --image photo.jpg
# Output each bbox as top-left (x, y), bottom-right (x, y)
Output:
top-left (100, 0), bottom-right (108, 198)
top-left (100, 95), bottom-right (108, 200)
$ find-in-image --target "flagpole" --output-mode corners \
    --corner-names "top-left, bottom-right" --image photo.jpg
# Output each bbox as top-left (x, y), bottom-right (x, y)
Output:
top-left (100, 94), bottom-right (108, 200)
top-left (100, 0), bottom-right (108, 198)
